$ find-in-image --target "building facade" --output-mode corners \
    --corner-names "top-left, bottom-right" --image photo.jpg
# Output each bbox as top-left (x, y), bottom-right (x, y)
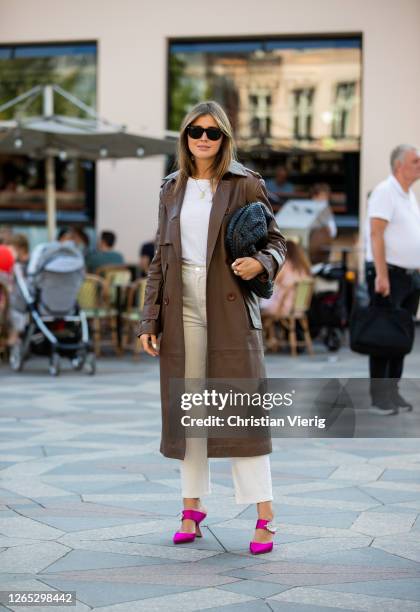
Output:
top-left (1, 0), bottom-right (419, 265)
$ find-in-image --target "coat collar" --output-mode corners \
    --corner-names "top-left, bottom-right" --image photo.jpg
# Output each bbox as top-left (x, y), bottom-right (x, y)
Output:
top-left (162, 158), bottom-right (248, 182)
top-left (162, 160), bottom-right (248, 274)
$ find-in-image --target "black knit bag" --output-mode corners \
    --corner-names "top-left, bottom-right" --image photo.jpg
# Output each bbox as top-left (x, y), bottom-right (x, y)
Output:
top-left (225, 202), bottom-right (274, 299)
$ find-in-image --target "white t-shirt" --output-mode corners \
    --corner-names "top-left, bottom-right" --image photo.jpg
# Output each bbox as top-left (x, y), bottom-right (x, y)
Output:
top-left (365, 174), bottom-right (420, 269)
top-left (180, 178), bottom-right (213, 265)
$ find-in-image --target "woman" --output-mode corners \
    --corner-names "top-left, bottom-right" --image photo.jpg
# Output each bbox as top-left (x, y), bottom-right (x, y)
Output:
top-left (137, 100), bottom-right (286, 554)
top-left (260, 239), bottom-right (312, 319)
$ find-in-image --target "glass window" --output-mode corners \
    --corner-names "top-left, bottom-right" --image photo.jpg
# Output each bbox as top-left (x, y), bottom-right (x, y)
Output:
top-left (249, 91), bottom-right (272, 138)
top-left (0, 42), bottom-right (97, 226)
top-left (168, 36), bottom-right (361, 152)
top-left (0, 42), bottom-right (97, 119)
top-left (332, 82), bottom-right (356, 139)
top-left (168, 36), bottom-right (362, 222)
top-left (292, 87), bottom-right (314, 140)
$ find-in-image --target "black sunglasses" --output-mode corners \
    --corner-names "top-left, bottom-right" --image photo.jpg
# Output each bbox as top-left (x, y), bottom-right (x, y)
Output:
top-left (186, 125), bottom-right (223, 141)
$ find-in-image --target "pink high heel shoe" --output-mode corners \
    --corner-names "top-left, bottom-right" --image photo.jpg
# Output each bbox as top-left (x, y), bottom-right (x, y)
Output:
top-left (249, 518), bottom-right (276, 555)
top-left (173, 508), bottom-right (207, 544)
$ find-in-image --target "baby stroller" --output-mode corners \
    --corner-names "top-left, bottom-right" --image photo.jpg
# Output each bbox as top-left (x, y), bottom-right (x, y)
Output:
top-left (308, 259), bottom-right (354, 351)
top-left (9, 241), bottom-right (96, 376)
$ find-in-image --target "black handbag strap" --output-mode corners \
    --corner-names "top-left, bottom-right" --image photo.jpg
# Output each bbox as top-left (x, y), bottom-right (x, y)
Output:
top-left (373, 293), bottom-right (393, 308)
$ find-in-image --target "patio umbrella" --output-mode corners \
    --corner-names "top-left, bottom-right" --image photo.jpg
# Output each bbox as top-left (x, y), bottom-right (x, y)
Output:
top-left (0, 84), bottom-right (177, 239)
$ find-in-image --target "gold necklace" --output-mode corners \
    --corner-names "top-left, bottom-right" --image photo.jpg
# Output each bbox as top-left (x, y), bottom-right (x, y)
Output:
top-left (193, 177), bottom-right (212, 199)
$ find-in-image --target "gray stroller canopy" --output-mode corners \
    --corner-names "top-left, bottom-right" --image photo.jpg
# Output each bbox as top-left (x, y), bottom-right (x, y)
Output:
top-left (26, 241), bottom-right (86, 316)
top-left (29, 241), bottom-right (85, 276)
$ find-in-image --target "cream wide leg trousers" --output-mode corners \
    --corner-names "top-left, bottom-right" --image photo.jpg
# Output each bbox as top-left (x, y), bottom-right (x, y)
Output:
top-left (179, 261), bottom-right (273, 504)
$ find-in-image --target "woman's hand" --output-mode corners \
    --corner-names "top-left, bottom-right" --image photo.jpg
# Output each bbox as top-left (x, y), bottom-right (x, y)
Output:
top-left (140, 334), bottom-right (159, 357)
top-left (231, 257), bottom-right (264, 281)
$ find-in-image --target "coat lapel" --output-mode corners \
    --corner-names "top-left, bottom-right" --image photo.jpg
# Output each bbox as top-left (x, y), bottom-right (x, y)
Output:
top-left (162, 159), bottom-right (246, 270)
top-left (164, 180), bottom-right (187, 264)
top-left (206, 179), bottom-right (231, 273)
top-left (164, 178), bottom-right (231, 272)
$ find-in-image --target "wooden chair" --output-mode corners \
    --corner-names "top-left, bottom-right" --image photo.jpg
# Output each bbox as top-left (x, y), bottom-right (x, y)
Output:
top-left (263, 278), bottom-right (315, 356)
top-left (121, 278), bottom-right (147, 359)
top-left (0, 280), bottom-right (10, 362)
top-left (77, 274), bottom-right (120, 356)
top-left (279, 279), bottom-right (315, 356)
top-left (95, 264), bottom-right (132, 308)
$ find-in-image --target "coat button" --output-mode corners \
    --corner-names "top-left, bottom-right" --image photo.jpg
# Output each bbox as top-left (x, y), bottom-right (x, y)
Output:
top-left (227, 292), bottom-right (236, 301)
top-left (164, 297), bottom-right (169, 305)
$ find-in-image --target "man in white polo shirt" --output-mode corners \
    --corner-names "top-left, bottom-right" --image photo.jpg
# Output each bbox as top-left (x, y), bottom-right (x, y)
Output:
top-left (365, 144), bottom-right (420, 414)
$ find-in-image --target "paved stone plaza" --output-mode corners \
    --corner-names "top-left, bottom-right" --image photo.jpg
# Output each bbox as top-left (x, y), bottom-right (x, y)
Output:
top-left (0, 338), bottom-right (420, 611)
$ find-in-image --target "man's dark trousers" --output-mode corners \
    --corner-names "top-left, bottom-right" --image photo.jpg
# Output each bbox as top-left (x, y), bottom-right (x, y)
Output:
top-left (365, 262), bottom-right (420, 404)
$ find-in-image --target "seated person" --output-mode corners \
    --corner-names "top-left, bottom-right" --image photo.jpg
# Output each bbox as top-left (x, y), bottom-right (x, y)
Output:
top-left (265, 165), bottom-right (295, 195)
top-left (71, 226), bottom-right (90, 256)
top-left (138, 240), bottom-right (155, 278)
top-left (260, 240), bottom-right (312, 318)
top-left (85, 230), bottom-right (124, 273)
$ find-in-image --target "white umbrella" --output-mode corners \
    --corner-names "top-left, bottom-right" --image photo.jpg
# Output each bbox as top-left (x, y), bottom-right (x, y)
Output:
top-left (0, 84), bottom-right (177, 239)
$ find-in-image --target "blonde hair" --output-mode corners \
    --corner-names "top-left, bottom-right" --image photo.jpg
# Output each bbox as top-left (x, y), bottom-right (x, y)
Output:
top-left (173, 100), bottom-right (237, 194)
top-left (285, 240), bottom-right (312, 276)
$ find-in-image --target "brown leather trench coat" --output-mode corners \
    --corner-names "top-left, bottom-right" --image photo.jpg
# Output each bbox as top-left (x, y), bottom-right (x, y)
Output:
top-left (136, 159), bottom-right (287, 459)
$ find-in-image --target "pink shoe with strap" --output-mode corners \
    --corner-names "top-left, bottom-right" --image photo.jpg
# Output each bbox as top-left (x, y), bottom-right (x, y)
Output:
top-left (173, 509), bottom-right (207, 544)
top-left (249, 518), bottom-right (276, 555)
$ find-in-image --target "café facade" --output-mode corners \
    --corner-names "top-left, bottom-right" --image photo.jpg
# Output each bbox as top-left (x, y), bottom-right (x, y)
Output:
top-left (1, 0), bottom-right (419, 272)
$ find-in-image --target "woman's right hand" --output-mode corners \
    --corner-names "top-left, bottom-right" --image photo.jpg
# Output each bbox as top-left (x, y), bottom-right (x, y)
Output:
top-left (140, 334), bottom-right (159, 357)
top-left (375, 274), bottom-right (390, 297)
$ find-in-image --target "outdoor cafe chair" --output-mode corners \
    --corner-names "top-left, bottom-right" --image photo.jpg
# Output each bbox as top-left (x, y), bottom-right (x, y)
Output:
top-left (121, 278), bottom-right (147, 359)
top-left (77, 274), bottom-right (120, 356)
top-left (95, 264), bottom-right (133, 308)
top-left (263, 278), bottom-right (315, 357)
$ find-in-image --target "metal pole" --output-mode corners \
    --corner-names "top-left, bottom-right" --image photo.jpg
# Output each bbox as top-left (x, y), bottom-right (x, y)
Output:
top-left (45, 155), bottom-right (56, 241)
top-left (43, 86), bottom-right (56, 240)
top-left (42, 85), bottom-right (54, 117)
top-left (358, 176), bottom-right (366, 284)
